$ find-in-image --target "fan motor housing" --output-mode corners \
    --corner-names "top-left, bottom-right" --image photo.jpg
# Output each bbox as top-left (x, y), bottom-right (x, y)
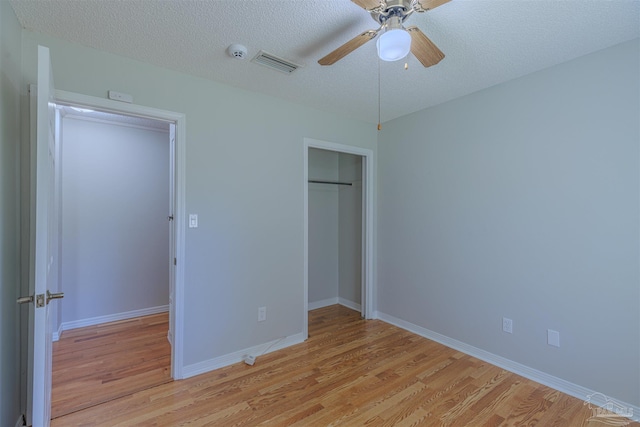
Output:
top-left (371, 0), bottom-right (415, 25)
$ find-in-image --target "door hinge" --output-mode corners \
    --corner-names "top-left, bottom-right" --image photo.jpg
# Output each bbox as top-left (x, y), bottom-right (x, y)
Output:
top-left (174, 258), bottom-right (177, 266)
top-left (168, 215), bottom-right (174, 221)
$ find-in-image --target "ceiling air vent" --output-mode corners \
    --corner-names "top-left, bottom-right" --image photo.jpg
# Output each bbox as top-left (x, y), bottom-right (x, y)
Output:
top-left (251, 51), bottom-right (301, 74)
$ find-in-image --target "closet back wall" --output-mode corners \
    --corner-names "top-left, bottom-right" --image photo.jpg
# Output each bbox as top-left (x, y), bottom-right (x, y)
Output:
top-left (60, 115), bottom-right (170, 325)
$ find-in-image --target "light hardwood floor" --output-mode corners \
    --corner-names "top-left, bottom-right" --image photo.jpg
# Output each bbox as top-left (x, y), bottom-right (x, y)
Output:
top-left (51, 312), bottom-right (172, 419)
top-left (52, 305), bottom-right (637, 426)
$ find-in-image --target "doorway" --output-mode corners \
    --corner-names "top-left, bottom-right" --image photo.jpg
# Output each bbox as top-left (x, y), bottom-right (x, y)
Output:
top-left (50, 104), bottom-right (173, 417)
top-left (50, 90), bottom-right (186, 381)
top-left (308, 148), bottom-right (363, 312)
top-left (303, 138), bottom-right (375, 339)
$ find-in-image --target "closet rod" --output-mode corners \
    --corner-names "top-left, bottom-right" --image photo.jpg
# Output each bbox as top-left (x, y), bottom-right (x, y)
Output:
top-left (308, 180), bottom-right (352, 186)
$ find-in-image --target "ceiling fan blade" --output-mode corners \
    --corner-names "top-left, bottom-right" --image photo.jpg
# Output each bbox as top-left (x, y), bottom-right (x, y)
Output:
top-left (407, 26), bottom-right (445, 68)
top-left (351, 0), bottom-right (383, 11)
top-left (417, 0), bottom-right (450, 11)
top-left (318, 29), bottom-right (379, 66)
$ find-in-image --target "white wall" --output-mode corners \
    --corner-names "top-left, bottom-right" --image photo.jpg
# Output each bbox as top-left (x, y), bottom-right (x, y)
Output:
top-left (60, 116), bottom-right (170, 323)
top-left (20, 31), bottom-right (378, 368)
top-left (0, 1), bottom-right (23, 425)
top-left (377, 39), bottom-right (640, 406)
top-left (308, 148), bottom-right (339, 305)
top-left (338, 153), bottom-right (362, 306)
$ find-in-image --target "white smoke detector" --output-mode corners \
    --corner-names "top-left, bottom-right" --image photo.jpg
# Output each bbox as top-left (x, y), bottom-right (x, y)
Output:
top-left (227, 44), bottom-right (248, 60)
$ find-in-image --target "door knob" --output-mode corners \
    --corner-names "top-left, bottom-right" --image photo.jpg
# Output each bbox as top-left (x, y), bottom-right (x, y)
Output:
top-left (46, 290), bottom-right (64, 304)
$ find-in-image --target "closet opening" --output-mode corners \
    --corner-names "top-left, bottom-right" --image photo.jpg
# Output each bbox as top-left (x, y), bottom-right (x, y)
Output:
top-left (303, 138), bottom-right (375, 339)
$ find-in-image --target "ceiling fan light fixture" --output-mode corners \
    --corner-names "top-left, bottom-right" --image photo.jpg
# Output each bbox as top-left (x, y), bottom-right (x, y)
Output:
top-left (377, 28), bottom-right (411, 61)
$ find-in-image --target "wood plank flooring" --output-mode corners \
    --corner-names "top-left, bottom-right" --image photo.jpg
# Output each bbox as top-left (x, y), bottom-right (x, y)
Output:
top-left (51, 305), bottom-right (638, 426)
top-left (51, 312), bottom-right (172, 419)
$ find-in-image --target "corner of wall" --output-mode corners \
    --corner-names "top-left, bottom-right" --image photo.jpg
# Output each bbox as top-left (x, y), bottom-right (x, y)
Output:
top-left (0, 1), bottom-right (25, 425)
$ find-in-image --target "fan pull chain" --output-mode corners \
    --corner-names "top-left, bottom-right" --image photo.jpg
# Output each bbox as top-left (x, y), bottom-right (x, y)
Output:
top-left (377, 56), bottom-right (382, 131)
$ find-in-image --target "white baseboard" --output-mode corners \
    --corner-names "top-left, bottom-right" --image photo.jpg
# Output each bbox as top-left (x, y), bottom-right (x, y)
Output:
top-left (52, 322), bottom-right (63, 342)
top-left (338, 297), bottom-right (361, 312)
top-left (308, 298), bottom-right (338, 310)
top-left (15, 414), bottom-right (25, 427)
top-left (182, 332), bottom-right (305, 379)
top-left (376, 311), bottom-right (639, 423)
top-left (57, 305), bottom-right (169, 337)
top-left (308, 298), bottom-right (362, 312)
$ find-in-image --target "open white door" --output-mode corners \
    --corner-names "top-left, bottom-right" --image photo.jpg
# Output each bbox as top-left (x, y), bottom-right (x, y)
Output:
top-left (25, 45), bottom-right (61, 427)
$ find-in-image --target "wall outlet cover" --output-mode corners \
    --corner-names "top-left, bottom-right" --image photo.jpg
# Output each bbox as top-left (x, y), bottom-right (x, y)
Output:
top-left (502, 317), bottom-right (513, 334)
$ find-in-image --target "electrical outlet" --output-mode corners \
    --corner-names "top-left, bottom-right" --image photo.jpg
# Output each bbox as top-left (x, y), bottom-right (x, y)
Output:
top-left (547, 329), bottom-right (560, 347)
top-left (502, 317), bottom-right (513, 334)
top-left (258, 306), bottom-right (266, 322)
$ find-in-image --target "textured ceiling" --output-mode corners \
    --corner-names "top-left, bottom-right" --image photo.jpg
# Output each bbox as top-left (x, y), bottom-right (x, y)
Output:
top-left (10, 0), bottom-right (640, 124)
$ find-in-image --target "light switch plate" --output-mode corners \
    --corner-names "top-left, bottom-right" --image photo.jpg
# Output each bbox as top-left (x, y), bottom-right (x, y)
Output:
top-left (547, 329), bottom-right (560, 347)
top-left (189, 214), bottom-right (198, 228)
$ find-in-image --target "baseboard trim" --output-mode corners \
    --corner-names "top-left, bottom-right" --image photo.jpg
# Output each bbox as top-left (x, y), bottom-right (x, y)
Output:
top-left (57, 305), bottom-right (170, 336)
top-left (309, 298), bottom-right (362, 312)
top-left (308, 298), bottom-right (338, 310)
top-left (338, 297), bottom-right (361, 312)
top-left (182, 332), bottom-right (305, 379)
top-left (52, 322), bottom-right (63, 342)
top-left (376, 311), bottom-right (639, 422)
top-left (15, 414), bottom-right (25, 427)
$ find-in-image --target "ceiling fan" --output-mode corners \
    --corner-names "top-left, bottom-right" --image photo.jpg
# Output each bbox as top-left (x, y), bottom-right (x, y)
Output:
top-left (318, 0), bottom-right (449, 67)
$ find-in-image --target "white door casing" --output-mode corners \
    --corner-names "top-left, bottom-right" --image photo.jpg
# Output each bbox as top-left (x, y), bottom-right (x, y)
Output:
top-left (168, 124), bottom-right (176, 346)
top-left (52, 89), bottom-right (186, 380)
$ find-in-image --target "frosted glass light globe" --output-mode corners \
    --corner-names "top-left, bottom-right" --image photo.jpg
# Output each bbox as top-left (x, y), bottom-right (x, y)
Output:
top-left (376, 29), bottom-right (411, 61)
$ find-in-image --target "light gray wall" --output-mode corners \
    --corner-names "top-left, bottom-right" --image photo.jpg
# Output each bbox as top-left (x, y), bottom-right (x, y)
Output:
top-left (0, 1), bottom-right (23, 425)
top-left (20, 31), bottom-right (377, 366)
top-left (308, 148), bottom-right (339, 304)
top-left (377, 39), bottom-right (640, 406)
top-left (60, 116), bottom-right (170, 323)
top-left (338, 153), bottom-right (362, 306)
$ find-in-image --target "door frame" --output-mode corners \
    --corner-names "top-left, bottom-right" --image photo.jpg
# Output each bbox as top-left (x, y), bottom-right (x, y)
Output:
top-left (303, 138), bottom-right (375, 338)
top-left (53, 89), bottom-right (187, 379)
